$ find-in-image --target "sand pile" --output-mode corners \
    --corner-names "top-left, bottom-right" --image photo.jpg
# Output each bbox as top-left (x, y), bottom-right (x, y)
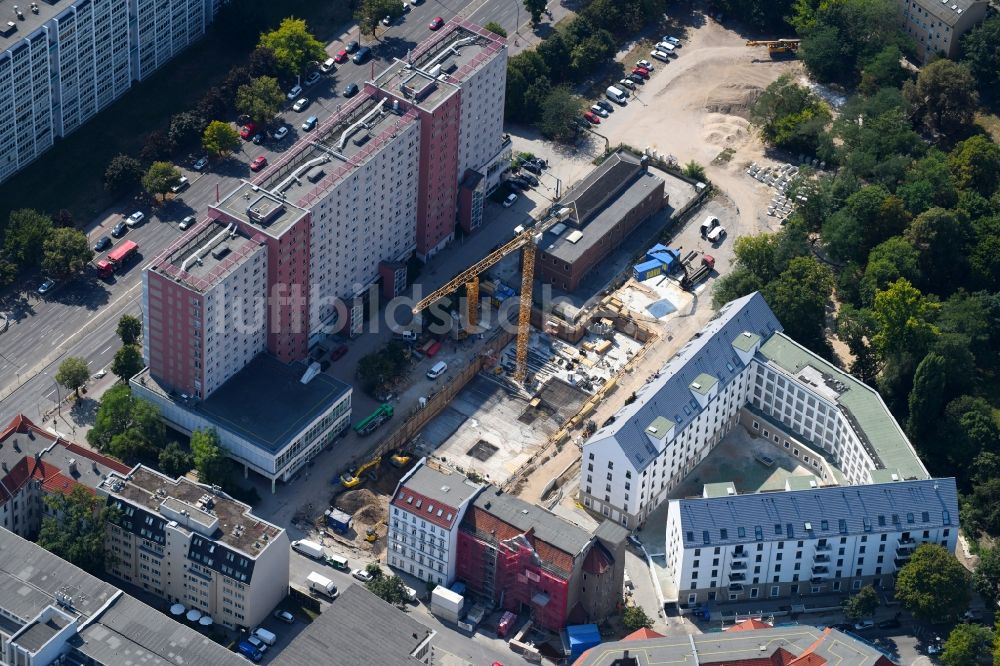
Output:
top-left (337, 488), bottom-right (386, 524)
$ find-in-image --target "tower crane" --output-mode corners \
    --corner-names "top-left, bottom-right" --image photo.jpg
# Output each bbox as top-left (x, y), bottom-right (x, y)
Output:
top-left (745, 39), bottom-right (800, 57)
top-left (411, 225), bottom-right (543, 383)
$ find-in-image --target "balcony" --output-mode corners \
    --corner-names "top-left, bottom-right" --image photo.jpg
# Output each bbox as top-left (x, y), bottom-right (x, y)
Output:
top-left (813, 553), bottom-right (831, 564)
top-left (729, 572), bottom-right (747, 582)
top-left (815, 543), bottom-right (832, 552)
top-left (896, 539), bottom-right (916, 556)
top-left (728, 583), bottom-right (744, 592)
top-left (731, 550), bottom-right (748, 559)
top-left (730, 561), bottom-right (748, 571)
top-left (811, 565), bottom-right (830, 575)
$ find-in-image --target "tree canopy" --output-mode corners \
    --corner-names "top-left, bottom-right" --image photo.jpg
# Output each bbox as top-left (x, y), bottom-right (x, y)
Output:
top-left (111, 344), bottom-right (145, 383)
top-left (56, 357), bottom-right (90, 397)
top-left (895, 544), bottom-right (971, 622)
top-left (142, 161), bottom-right (182, 202)
top-left (257, 18), bottom-right (325, 77)
top-left (904, 60), bottom-right (979, 137)
top-left (117, 315), bottom-right (142, 346)
top-left (4, 209), bottom-right (52, 269)
top-left (202, 121), bottom-right (241, 158)
top-left (841, 585), bottom-right (879, 621)
top-left (104, 154), bottom-right (143, 194)
top-left (236, 76), bottom-right (285, 127)
top-left (38, 485), bottom-right (119, 571)
top-left (42, 228), bottom-right (93, 276)
top-left (940, 623), bottom-right (993, 666)
top-left (88, 384), bottom-right (164, 463)
top-left (750, 74), bottom-right (830, 156)
top-left (538, 87), bottom-right (583, 142)
top-left (191, 428), bottom-right (228, 486)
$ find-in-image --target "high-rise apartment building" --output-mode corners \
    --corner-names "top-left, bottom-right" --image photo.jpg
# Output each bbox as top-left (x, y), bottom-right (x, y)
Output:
top-left (0, 0), bottom-right (220, 183)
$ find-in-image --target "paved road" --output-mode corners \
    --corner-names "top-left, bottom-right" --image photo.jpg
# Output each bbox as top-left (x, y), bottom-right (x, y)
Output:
top-left (0, 0), bottom-right (536, 427)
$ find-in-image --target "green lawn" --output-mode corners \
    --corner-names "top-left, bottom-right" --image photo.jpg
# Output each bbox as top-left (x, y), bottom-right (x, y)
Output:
top-left (0, 2), bottom-right (353, 230)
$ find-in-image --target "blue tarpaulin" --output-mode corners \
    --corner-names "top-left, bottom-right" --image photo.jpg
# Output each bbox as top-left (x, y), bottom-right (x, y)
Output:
top-left (567, 624), bottom-right (601, 660)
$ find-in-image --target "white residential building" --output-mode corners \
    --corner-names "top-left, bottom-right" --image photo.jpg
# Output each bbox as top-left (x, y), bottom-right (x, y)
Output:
top-left (99, 465), bottom-right (290, 630)
top-left (0, 0), bottom-right (221, 184)
top-left (387, 460), bottom-right (483, 586)
top-left (666, 478), bottom-right (959, 606)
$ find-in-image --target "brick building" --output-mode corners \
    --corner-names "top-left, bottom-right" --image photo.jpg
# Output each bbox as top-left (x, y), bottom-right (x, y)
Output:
top-left (455, 486), bottom-right (628, 631)
top-left (536, 150), bottom-right (666, 292)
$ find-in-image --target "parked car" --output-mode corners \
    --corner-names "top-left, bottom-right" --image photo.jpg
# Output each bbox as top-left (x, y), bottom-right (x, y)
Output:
top-left (334, 48), bottom-right (349, 63)
top-left (286, 84), bottom-right (303, 100)
top-left (237, 641), bottom-right (262, 662)
top-left (636, 59), bottom-right (654, 70)
top-left (382, 15), bottom-right (392, 25)
top-left (292, 97), bottom-right (309, 112)
top-left (627, 73), bottom-right (645, 84)
top-left (330, 345), bottom-right (349, 361)
top-left (346, 40), bottom-right (359, 53)
top-left (302, 116), bottom-right (318, 131)
top-left (250, 156), bottom-right (268, 172)
top-left (320, 57), bottom-right (336, 73)
top-left (246, 635), bottom-right (268, 654)
top-left (111, 221), bottom-right (127, 238)
top-left (126, 211), bottom-right (144, 227)
top-left (529, 157), bottom-right (547, 169)
top-left (94, 236), bottom-right (112, 252)
top-left (522, 173), bottom-right (539, 187)
top-left (240, 122), bottom-right (256, 139)
top-left (192, 155), bottom-right (209, 171)
top-left (619, 78), bottom-right (636, 90)
top-left (502, 193), bottom-right (518, 208)
top-left (343, 82), bottom-right (359, 97)
top-left (853, 619), bottom-right (875, 631)
top-left (596, 99), bottom-right (614, 113)
top-left (583, 110), bottom-right (601, 124)
top-left (272, 125), bottom-right (289, 140)
top-left (429, 16), bottom-right (444, 30)
top-left (180, 216), bottom-right (195, 230)
top-left (304, 71), bottom-right (322, 86)
top-left (36, 278), bottom-right (55, 295)
top-left (273, 609), bottom-right (295, 624)
top-left (651, 49), bottom-right (671, 62)
top-left (877, 618), bottom-right (901, 629)
top-left (631, 66), bottom-right (650, 78)
top-left (352, 568), bottom-right (373, 583)
top-left (521, 161), bottom-right (541, 175)
top-left (352, 47), bottom-right (372, 64)
top-left (252, 132), bottom-right (265, 145)
top-left (663, 35), bottom-right (681, 45)
top-left (170, 175), bottom-right (189, 193)
top-left (402, 2), bottom-right (411, 11)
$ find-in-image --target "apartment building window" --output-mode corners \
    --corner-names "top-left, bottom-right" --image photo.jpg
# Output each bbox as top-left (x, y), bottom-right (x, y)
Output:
top-left (770, 586), bottom-right (780, 597)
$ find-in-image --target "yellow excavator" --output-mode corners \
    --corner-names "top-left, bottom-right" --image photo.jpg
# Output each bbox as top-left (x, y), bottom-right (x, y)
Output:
top-left (340, 455), bottom-right (382, 489)
top-left (746, 39), bottom-right (800, 57)
top-left (366, 519), bottom-right (385, 542)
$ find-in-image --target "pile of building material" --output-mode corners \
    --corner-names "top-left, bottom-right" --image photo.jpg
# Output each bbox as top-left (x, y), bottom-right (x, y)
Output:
top-left (745, 162), bottom-right (799, 194)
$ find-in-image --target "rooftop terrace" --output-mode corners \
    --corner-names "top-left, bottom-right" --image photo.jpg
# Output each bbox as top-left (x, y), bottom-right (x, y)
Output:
top-left (150, 218), bottom-right (265, 292)
top-left (102, 465), bottom-right (283, 556)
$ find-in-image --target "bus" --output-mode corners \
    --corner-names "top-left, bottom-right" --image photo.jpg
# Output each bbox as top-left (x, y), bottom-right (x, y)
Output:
top-left (353, 403), bottom-right (393, 436)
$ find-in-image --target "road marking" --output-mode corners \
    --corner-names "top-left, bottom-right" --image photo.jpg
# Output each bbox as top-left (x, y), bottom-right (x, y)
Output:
top-left (100, 345), bottom-right (112, 354)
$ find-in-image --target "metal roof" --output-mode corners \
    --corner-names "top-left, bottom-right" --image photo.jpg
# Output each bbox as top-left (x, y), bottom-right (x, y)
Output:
top-left (396, 462), bottom-right (482, 512)
top-left (588, 292), bottom-right (781, 470)
top-left (676, 478), bottom-right (958, 548)
top-left (758, 333), bottom-right (928, 481)
top-left (471, 487), bottom-right (593, 557)
top-left (272, 584), bottom-right (431, 666)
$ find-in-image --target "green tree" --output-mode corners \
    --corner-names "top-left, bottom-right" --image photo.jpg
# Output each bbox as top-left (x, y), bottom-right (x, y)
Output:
top-left (904, 60), bottom-right (979, 137)
top-left (960, 14), bottom-right (1000, 95)
top-left (941, 623), bottom-right (993, 666)
top-left (762, 256), bottom-right (834, 351)
top-left (236, 76), bottom-right (285, 128)
top-left (523, 0), bottom-right (547, 25)
top-left (111, 344), bottom-right (144, 383)
top-left (841, 585), bottom-right (879, 621)
top-left (257, 18), bottom-right (325, 76)
top-left (117, 314), bottom-right (142, 346)
top-left (168, 111), bottom-right (207, 147)
top-left (682, 161), bottom-right (706, 181)
top-left (538, 86), bottom-right (582, 142)
top-left (158, 441), bottom-right (194, 478)
top-left (871, 278), bottom-right (939, 361)
top-left (750, 74), bottom-right (830, 155)
top-left (859, 45), bottom-right (908, 95)
top-left (793, 0), bottom-right (901, 84)
top-left (87, 384), bottom-right (164, 456)
top-left (715, 0), bottom-right (796, 31)
top-left (366, 570), bottom-right (410, 605)
top-left (142, 161), bottom-right (181, 202)
top-left (905, 207), bottom-right (972, 295)
top-left (836, 304), bottom-right (879, 384)
top-left (948, 135), bottom-right (1000, 199)
top-left (56, 357), bottom-right (90, 398)
top-left (42, 228), bottom-right (93, 277)
top-left (898, 149), bottom-right (959, 215)
top-left (972, 547), bottom-right (1000, 606)
top-left (941, 396), bottom-right (1000, 473)
top-left (907, 352), bottom-right (946, 443)
top-left (191, 428), bottom-right (228, 485)
top-left (821, 185), bottom-right (909, 263)
top-left (104, 154), bottom-right (144, 194)
top-left (505, 51), bottom-right (550, 123)
top-left (37, 486), bottom-right (118, 571)
top-left (860, 237), bottom-right (921, 306)
top-left (622, 605), bottom-right (653, 631)
top-left (964, 478), bottom-right (1000, 536)
top-left (355, 0), bottom-right (401, 37)
top-left (896, 544), bottom-right (971, 622)
top-left (483, 21), bottom-right (507, 38)
top-left (202, 120), bottom-right (241, 158)
top-left (4, 209), bottom-right (53, 269)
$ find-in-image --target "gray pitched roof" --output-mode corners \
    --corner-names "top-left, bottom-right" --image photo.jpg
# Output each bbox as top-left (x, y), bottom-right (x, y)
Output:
top-left (471, 487), bottom-right (595, 557)
top-left (0, 528), bottom-right (243, 665)
top-left (397, 461), bottom-right (482, 511)
top-left (590, 292), bottom-right (781, 470)
top-left (676, 478), bottom-right (958, 548)
top-left (273, 584), bottom-right (431, 666)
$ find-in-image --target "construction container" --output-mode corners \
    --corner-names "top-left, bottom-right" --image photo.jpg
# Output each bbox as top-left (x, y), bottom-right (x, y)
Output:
top-left (431, 585), bottom-right (464, 623)
top-left (325, 508), bottom-right (353, 533)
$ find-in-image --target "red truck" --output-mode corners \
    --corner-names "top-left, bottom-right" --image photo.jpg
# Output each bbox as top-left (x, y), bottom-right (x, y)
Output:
top-left (96, 240), bottom-right (138, 278)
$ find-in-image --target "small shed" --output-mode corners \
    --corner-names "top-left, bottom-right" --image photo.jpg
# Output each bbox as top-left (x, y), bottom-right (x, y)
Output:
top-left (567, 624), bottom-right (602, 660)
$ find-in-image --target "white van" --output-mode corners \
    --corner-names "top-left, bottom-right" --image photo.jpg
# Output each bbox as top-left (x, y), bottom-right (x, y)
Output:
top-left (700, 216), bottom-right (720, 237)
top-left (253, 627), bottom-right (277, 646)
top-left (605, 85), bottom-right (628, 105)
top-left (707, 225), bottom-right (727, 243)
top-left (657, 42), bottom-right (676, 55)
top-left (426, 361), bottom-right (447, 380)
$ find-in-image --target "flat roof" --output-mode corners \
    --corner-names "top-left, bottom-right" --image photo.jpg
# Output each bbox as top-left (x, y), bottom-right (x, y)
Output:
top-left (758, 332), bottom-right (928, 480)
top-left (273, 585), bottom-right (432, 666)
top-left (0, 0), bottom-right (67, 51)
top-left (253, 92), bottom-right (419, 213)
top-left (542, 157), bottom-right (663, 264)
top-left (101, 466), bottom-right (283, 556)
top-left (0, 528), bottom-right (244, 666)
top-left (576, 624), bottom-right (896, 665)
top-left (370, 21), bottom-right (505, 112)
top-left (192, 354), bottom-right (349, 454)
top-left (397, 462), bottom-right (481, 511)
top-left (150, 218), bottom-right (265, 292)
top-left (13, 614), bottom-right (70, 653)
top-left (214, 182), bottom-right (309, 239)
